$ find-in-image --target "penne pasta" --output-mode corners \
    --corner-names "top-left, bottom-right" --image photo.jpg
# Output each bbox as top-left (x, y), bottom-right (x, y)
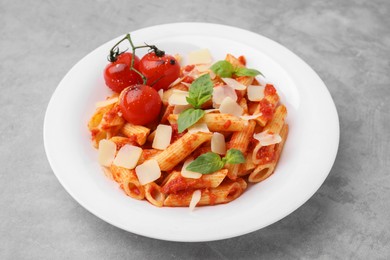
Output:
top-left (151, 132), bottom-right (213, 171)
top-left (162, 169), bottom-right (228, 194)
top-left (160, 105), bottom-right (175, 124)
top-left (109, 136), bottom-right (138, 150)
top-left (236, 177), bottom-right (248, 191)
top-left (100, 106), bottom-right (125, 130)
top-left (144, 182), bottom-right (166, 207)
top-left (137, 149), bottom-right (162, 165)
top-left (236, 76), bottom-right (254, 87)
top-left (110, 165), bottom-right (145, 200)
top-left (164, 180), bottom-right (243, 207)
top-left (253, 90), bottom-right (280, 127)
top-left (238, 97), bottom-right (248, 114)
top-left (121, 123), bottom-right (150, 146)
top-left (227, 120), bottom-right (256, 153)
top-left (88, 100), bottom-right (116, 131)
top-left (238, 151), bottom-right (256, 177)
top-left (226, 120), bottom-right (256, 180)
top-left (225, 54), bottom-right (244, 67)
top-left (167, 113), bottom-right (247, 132)
top-left (89, 103), bottom-right (121, 148)
top-left (249, 124), bottom-right (288, 183)
top-left (252, 105), bottom-right (287, 165)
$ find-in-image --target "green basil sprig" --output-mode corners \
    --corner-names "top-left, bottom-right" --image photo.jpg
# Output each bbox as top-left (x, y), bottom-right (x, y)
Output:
top-left (210, 60), bottom-right (263, 78)
top-left (186, 74), bottom-right (213, 108)
top-left (186, 149), bottom-right (245, 174)
top-left (177, 74), bottom-right (213, 133)
top-left (177, 108), bottom-right (205, 133)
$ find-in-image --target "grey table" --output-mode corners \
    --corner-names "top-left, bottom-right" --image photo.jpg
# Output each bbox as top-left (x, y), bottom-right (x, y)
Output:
top-left (1, 0), bottom-right (389, 259)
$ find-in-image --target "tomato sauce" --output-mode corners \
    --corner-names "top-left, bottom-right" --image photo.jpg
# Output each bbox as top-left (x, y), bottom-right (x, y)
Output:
top-left (162, 175), bottom-right (197, 194)
top-left (115, 137), bottom-right (138, 150)
top-left (160, 105), bottom-right (174, 124)
top-left (264, 84), bottom-right (276, 95)
top-left (256, 146), bottom-right (275, 165)
top-left (182, 76), bottom-right (194, 84)
top-left (258, 99), bottom-right (274, 120)
top-left (191, 146), bottom-right (212, 158)
top-left (223, 120), bottom-right (232, 129)
top-left (103, 105), bottom-right (120, 122)
top-left (204, 188), bottom-right (217, 205)
top-left (170, 124), bottom-right (185, 143)
top-left (184, 64), bottom-right (195, 72)
top-left (238, 56), bottom-right (246, 66)
top-left (141, 149), bottom-right (156, 161)
top-left (175, 189), bottom-right (195, 203)
top-left (131, 186), bottom-right (141, 195)
top-left (91, 129), bottom-right (99, 138)
top-left (183, 134), bottom-right (199, 151)
top-left (235, 89), bottom-right (244, 100)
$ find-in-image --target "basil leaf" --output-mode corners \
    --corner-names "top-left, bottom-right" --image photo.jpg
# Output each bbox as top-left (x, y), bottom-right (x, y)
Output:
top-left (188, 74), bottom-right (213, 108)
top-left (185, 97), bottom-right (197, 108)
top-left (177, 108), bottom-right (205, 133)
top-left (210, 60), bottom-right (234, 78)
top-left (186, 149), bottom-right (246, 174)
top-left (234, 67), bottom-right (263, 77)
top-left (225, 149), bottom-right (246, 164)
top-left (186, 152), bottom-right (225, 174)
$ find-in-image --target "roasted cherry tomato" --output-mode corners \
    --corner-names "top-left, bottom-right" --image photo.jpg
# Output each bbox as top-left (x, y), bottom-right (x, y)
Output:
top-left (104, 53), bottom-right (143, 93)
top-left (139, 52), bottom-right (180, 91)
top-left (119, 84), bottom-right (162, 125)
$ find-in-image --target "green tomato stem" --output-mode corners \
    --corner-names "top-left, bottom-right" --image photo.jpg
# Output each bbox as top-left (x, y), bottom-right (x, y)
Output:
top-left (125, 34), bottom-right (147, 85)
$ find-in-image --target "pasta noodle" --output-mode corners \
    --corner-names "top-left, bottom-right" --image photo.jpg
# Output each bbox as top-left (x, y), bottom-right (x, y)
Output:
top-left (144, 182), bottom-right (165, 207)
top-left (110, 165), bottom-right (145, 200)
top-left (226, 120), bottom-right (256, 180)
top-left (168, 113), bottom-right (247, 132)
top-left (120, 123), bottom-right (150, 146)
top-left (151, 132), bottom-right (213, 171)
top-left (163, 180), bottom-right (244, 207)
top-left (162, 169), bottom-right (228, 194)
top-left (249, 124), bottom-right (288, 183)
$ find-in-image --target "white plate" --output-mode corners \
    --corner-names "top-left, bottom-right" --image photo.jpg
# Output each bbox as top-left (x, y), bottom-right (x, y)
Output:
top-left (44, 23), bottom-right (339, 242)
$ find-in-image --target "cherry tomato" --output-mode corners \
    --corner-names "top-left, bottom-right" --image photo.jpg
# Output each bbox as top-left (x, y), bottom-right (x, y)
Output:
top-left (119, 84), bottom-right (162, 125)
top-left (104, 53), bottom-right (143, 93)
top-left (139, 52), bottom-right (180, 91)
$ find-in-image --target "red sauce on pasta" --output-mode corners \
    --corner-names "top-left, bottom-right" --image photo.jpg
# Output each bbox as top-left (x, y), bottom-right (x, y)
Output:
top-left (184, 64), bottom-right (195, 72)
top-left (256, 146), bottom-right (275, 165)
top-left (182, 76), bottom-right (194, 84)
top-left (131, 186), bottom-right (141, 195)
top-left (191, 146), bottom-right (212, 158)
top-left (163, 175), bottom-right (212, 195)
top-left (176, 189), bottom-right (194, 203)
top-left (204, 188), bottom-right (217, 205)
top-left (264, 84), bottom-right (276, 95)
top-left (170, 124), bottom-right (185, 143)
top-left (115, 137), bottom-right (138, 150)
top-left (163, 175), bottom-right (192, 194)
top-left (223, 120), bottom-right (232, 129)
top-left (258, 99), bottom-right (274, 120)
top-left (103, 105), bottom-right (120, 122)
top-left (238, 56), bottom-right (246, 66)
top-left (141, 149), bottom-right (157, 161)
top-left (91, 129), bottom-right (99, 138)
top-left (235, 89), bottom-right (244, 100)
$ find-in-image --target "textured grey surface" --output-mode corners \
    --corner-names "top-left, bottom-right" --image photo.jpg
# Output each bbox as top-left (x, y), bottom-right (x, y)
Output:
top-left (1, 0), bottom-right (390, 259)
